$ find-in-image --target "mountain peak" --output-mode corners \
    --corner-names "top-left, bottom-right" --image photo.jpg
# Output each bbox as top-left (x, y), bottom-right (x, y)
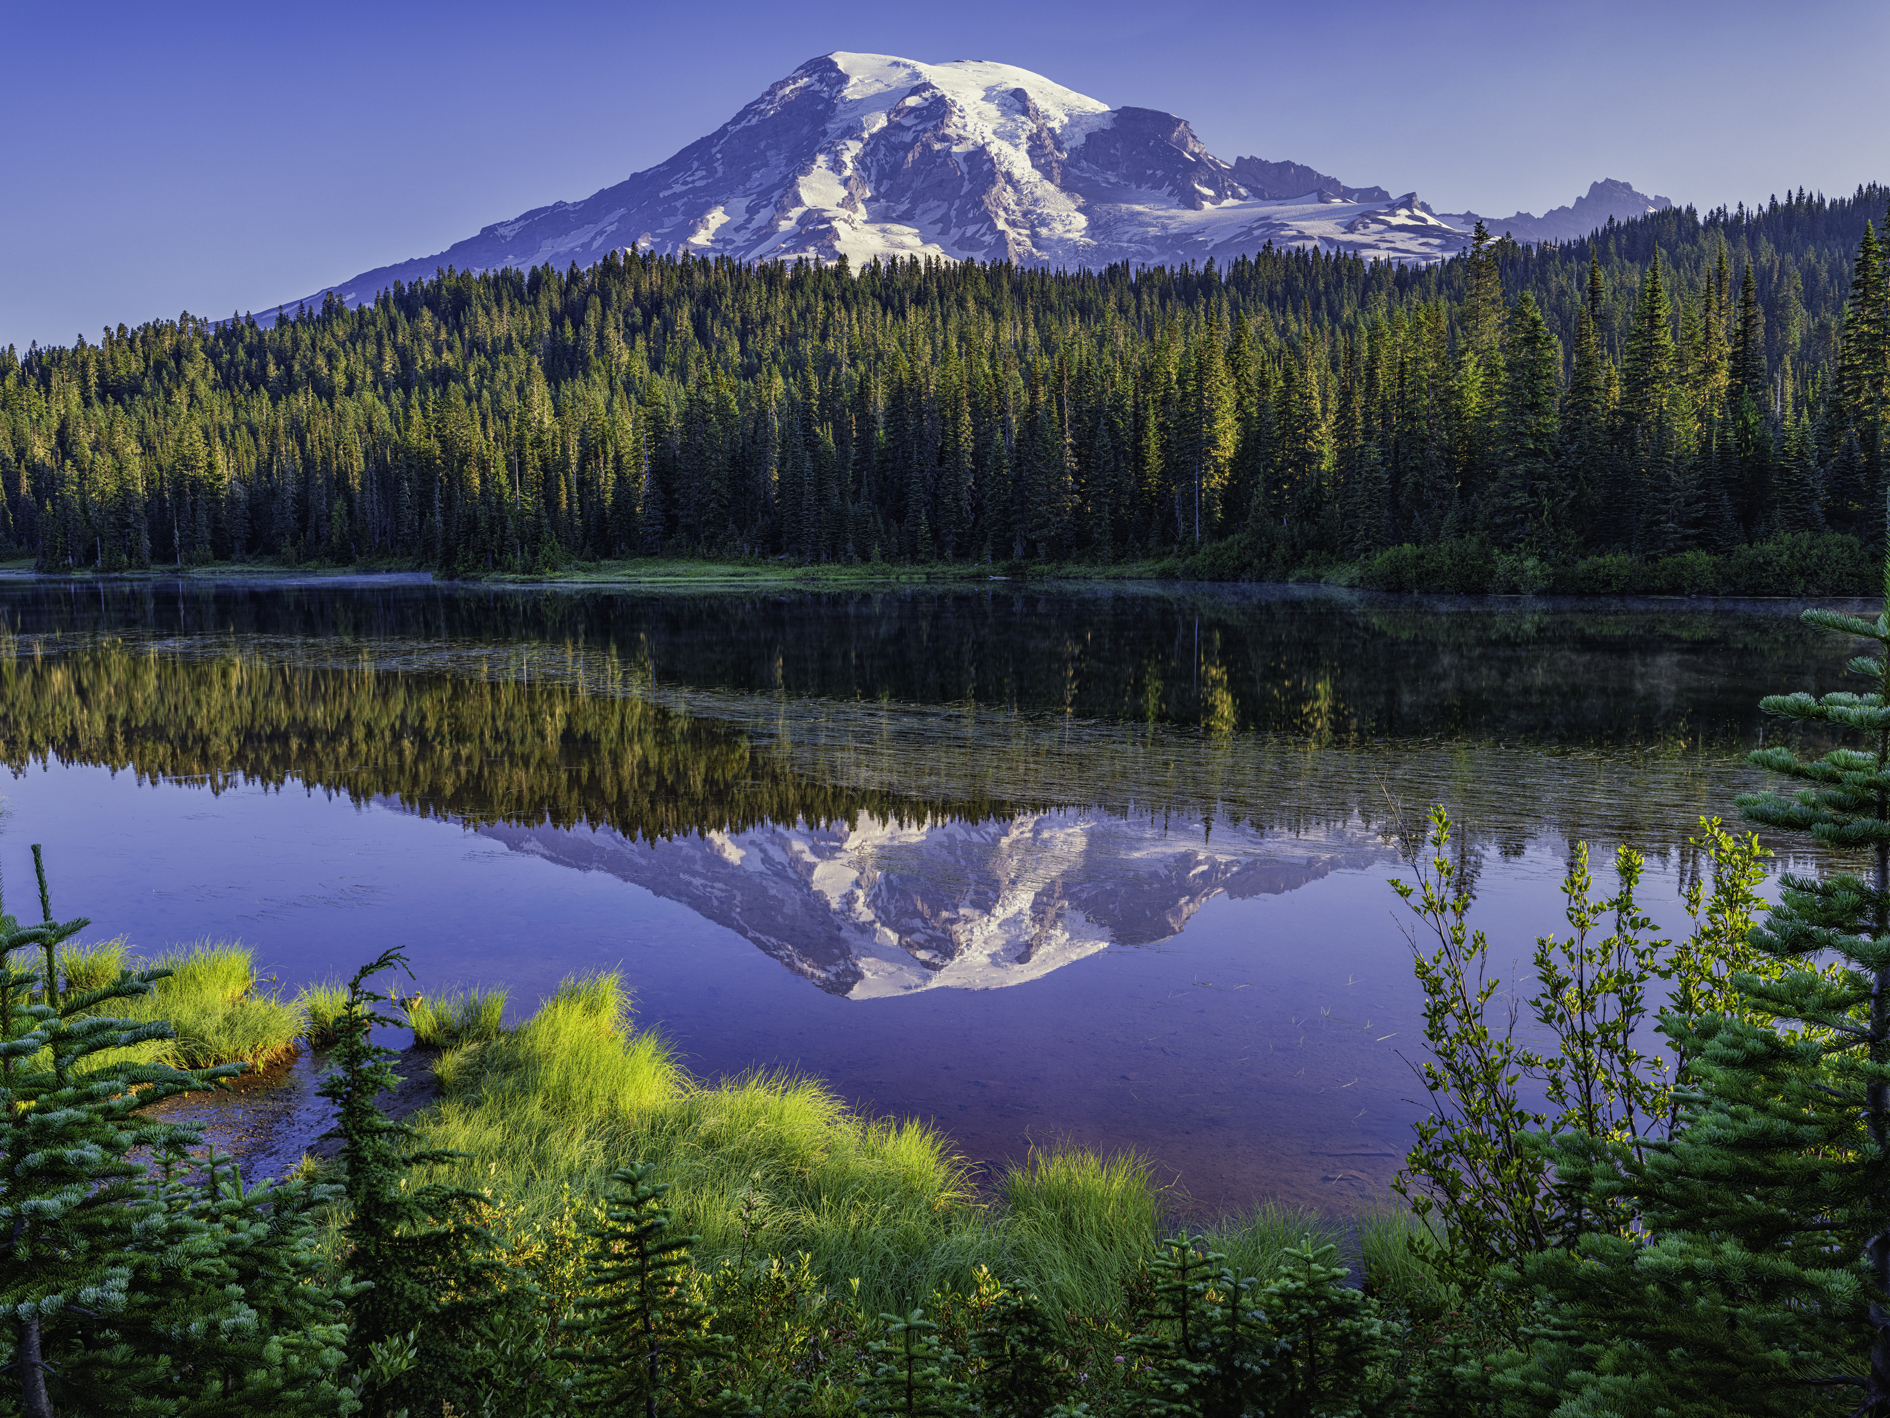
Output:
top-left (280, 54), bottom-right (1677, 312)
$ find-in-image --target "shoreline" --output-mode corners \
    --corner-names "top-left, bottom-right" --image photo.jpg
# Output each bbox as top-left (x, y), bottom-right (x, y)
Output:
top-left (0, 560), bottom-right (1875, 608)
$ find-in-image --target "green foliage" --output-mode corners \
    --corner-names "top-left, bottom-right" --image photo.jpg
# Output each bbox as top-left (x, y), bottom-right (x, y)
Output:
top-left (296, 978), bottom-right (350, 1048)
top-left (0, 848), bottom-right (352, 1417)
top-left (1392, 805), bottom-right (1773, 1294)
top-left (561, 1162), bottom-right (733, 1416)
top-left (404, 985), bottom-right (507, 1048)
top-left (318, 947), bottom-right (505, 1418)
top-left (856, 1309), bottom-right (971, 1418)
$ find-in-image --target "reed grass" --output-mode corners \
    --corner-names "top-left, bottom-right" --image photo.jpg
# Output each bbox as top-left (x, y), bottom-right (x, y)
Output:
top-left (997, 1147), bottom-right (1161, 1317)
top-left (58, 937), bottom-right (131, 994)
top-left (417, 971), bottom-right (1445, 1318)
top-left (422, 973), bottom-right (1156, 1314)
top-left (70, 940), bottom-right (302, 1072)
top-left (1201, 1200), bottom-right (1347, 1281)
top-left (406, 986), bottom-right (508, 1048)
top-left (1353, 1204), bottom-right (1454, 1309)
top-left (294, 980), bottom-right (350, 1048)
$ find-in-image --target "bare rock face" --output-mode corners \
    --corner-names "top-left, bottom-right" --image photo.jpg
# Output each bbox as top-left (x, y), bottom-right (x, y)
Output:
top-left (284, 54), bottom-right (1674, 312)
top-left (1230, 156), bottom-right (1391, 204)
top-left (1440, 177), bottom-right (1674, 245)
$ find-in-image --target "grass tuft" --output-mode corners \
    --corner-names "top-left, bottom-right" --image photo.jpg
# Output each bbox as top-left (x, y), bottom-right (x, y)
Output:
top-left (70, 940), bottom-right (302, 1072)
top-left (58, 937), bottom-right (131, 995)
top-left (406, 986), bottom-right (508, 1048)
top-left (1354, 1204), bottom-right (1453, 1309)
top-left (1202, 1201), bottom-right (1346, 1282)
top-left (294, 980), bottom-right (349, 1049)
top-left (999, 1147), bottom-right (1162, 1317)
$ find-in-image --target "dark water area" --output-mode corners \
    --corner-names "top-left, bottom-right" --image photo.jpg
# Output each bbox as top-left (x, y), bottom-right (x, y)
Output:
top-left (0, 577), bottom-right (1871, 1213)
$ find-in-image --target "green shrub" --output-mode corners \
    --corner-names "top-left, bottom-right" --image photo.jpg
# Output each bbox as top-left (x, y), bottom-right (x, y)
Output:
top-left (1358, 539), bottom-right (1495, 593)
top-left (1553, 552), bottom-right (1637, 594)
top-left (1643, 548), bottom-right (1723, 595)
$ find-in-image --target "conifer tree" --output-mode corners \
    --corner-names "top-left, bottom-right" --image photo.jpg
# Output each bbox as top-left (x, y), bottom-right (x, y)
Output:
top-left (1254, 1240), bottom-right (1395, 1418)
top-left (320, 947), bottom-right (504, 1418)
top-left (0, 848), bottom-right (350, 1417)
top-left (1485, 292), bottom-right (1561, 550)
top-left (562, 1162), bottom-right (732, 1417)
top-left (966, 1269), bottom-right (1070, 1417)
top-left (856, 1309), bottom-right (970, 1418)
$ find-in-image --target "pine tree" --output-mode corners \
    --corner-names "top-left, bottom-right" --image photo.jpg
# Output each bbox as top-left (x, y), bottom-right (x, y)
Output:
top-left (1559, 262), bottom-right (1613, 545)
top-left (1485, 292), bottom-right (1561, 551)
top-left (966, 1269), bottom-right (1071, 1417)
top-left (320, 947), bottom-right (504, 1418)
top-left (562, 1162), bottom-right (732, 1417)
top-left (856, 1309), bottom-right (971, 1418)
top-left (0, 848), bottom-right (349, 1417)
top-left (1253, 1240), bottom-right (1395, 1418)
top-left (1731, 260), bottom-right (1768, 409)
top-left (1128, 1235), bottom-right (1226, 1415)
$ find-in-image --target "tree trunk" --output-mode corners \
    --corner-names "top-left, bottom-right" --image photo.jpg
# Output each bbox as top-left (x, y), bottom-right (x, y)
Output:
top-left (19, 1316), bottom-right (53, 1418)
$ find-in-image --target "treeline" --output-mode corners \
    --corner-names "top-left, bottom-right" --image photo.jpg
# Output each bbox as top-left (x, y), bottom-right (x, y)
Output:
top-left (3, 182), bottom-right (1887, 577)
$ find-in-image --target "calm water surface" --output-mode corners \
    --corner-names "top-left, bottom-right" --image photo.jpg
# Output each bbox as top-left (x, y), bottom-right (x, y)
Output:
top-left (0, 577), bottom-right (1868, 1213)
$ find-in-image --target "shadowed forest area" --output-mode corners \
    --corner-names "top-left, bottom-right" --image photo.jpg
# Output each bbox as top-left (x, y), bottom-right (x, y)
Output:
top-left (4, 188), bottom-right (1890, 592)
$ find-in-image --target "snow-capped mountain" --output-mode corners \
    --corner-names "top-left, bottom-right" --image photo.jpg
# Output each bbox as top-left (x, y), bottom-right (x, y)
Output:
top-left (478, 810), bottom-right (1385, 1000)
top-left (294, 53), bottom-right (1674, 309)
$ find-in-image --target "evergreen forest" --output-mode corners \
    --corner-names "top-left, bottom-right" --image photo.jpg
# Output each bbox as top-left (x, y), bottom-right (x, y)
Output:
top-left (6, 186), bottom-right (1890, 589)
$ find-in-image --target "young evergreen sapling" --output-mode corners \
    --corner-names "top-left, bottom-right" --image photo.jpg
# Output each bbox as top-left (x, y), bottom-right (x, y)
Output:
top-left (319, 947), bottom-right (504, 1418)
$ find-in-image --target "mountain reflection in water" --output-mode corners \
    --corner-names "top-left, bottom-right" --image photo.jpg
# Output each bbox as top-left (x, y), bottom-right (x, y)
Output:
top-left (0, 578), bottom-right (1872, 1211)
top-left (484, 813), bottom-right (1382, 998)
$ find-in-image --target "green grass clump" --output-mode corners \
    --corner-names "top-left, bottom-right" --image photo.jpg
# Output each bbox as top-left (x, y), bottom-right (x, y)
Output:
top-left (1354, 1204), bottom-right (1453, 1310)
top-left (1202, 1200), bottom-right (1345, 1282)
top-left (58, 937), bottom-right (130, 994)
top-left (69, 940), bottom-right (302, 1073)
top-left (999, 1147), bottom-right (1161, 1317)
top-left (425, 973), bottom-right (1124, 1314)
top-left (406, 986), bottom-right (508, 1048)
top-left (295, 980), bottom-right (349, 1048)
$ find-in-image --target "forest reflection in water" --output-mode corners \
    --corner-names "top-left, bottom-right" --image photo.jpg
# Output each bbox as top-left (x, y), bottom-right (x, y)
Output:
top-left (0, 578), bottom-right (1870, 1210)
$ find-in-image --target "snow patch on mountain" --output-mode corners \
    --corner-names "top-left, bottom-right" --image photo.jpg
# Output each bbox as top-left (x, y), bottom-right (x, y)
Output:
top-left (478, 809), bottom-right (1389, 999)
top-left (281, 54), bottom-right (1677, 313)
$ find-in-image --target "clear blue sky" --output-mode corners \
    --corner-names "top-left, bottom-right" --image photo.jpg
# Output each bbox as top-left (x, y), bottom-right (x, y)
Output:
top-left (2, 0), bottom-right (1883, 351)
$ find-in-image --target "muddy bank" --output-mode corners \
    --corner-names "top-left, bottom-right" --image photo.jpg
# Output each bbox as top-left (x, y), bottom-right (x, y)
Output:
top-left (142, 1044), bottom-right (442, 1182)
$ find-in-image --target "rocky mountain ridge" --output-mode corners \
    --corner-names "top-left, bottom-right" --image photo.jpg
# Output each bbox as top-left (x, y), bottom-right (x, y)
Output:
top-left (479, 810), bottom-right (1385, 999)
top-left (290, 53), bottom-right (1675, 311)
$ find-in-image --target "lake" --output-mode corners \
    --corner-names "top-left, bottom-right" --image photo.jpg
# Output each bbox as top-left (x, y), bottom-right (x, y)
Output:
top-left (0, 576), bottom-right (1862, 1214)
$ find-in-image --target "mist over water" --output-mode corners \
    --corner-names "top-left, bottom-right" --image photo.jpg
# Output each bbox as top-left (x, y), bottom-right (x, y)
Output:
top-left (0, 578), bottom-right (1866, 1212)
